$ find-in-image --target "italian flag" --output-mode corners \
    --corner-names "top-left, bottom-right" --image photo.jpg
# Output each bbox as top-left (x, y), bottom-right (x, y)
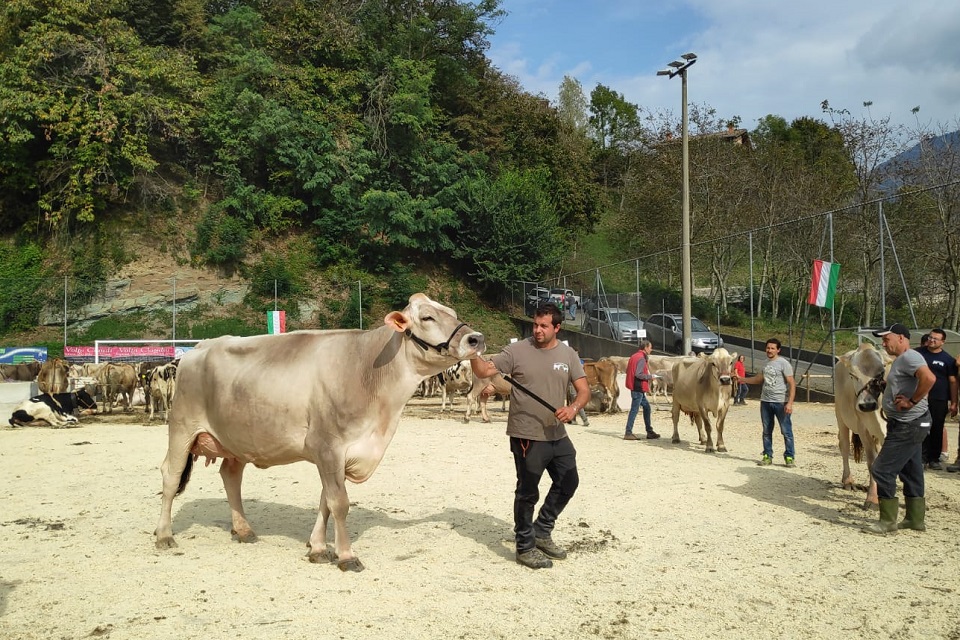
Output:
top-left (808, 260), bottom-right (840, 308)
top-left (267, 310), bottom-right (286, 334)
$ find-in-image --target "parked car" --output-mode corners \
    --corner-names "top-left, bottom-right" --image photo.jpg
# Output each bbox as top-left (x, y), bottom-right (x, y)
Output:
top-left (584, 307), bottom-right (645, 342)
top-left (548, 288), bottom-right (580, 306)
top-left (524, 287), bottom-right (551, 316)
top-left (526, 286), bottom-right (550, 304)
top-left (644, 313), bottom-right (723, 354)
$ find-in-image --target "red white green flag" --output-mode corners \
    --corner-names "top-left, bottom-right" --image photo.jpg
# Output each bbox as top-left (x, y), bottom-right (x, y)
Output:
top-left (808, 260), bottom-right (840, 308)
top-left (267, 310), bottom-right (286, 334)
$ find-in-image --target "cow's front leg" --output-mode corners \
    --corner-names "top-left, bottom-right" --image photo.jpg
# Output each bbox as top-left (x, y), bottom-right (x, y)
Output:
top-left (702, 415), bottom-right (715, 453)
top-left (838, 423), bottom-right (855, 490)
top-left (715, 418), bottom-right (727, 452)
top-left (307, 485), bottom-right (334, 562)
top-left (219, 458), bottom-right (256, 542)
top-left (312, 469), bottom-right (363, 572)
top-left (863, 445), bottom-right (880, 510)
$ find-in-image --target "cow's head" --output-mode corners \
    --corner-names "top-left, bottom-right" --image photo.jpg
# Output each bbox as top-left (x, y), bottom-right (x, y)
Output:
top-left (840, 343), bottom-right (890, 413)
top-left (385, 293), bottom-right (485, 362)
top-left (76, 388), bottom-right (98, 412)
top-left (708, 348), bottom-right (736, 386)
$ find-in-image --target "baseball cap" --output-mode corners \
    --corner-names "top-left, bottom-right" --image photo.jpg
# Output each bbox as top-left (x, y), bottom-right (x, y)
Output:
top-left (872, 323), bottom-right (911, 339)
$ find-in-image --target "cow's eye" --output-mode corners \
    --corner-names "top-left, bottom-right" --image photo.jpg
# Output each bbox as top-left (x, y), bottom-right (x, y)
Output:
top-left (422, 315), bottom-right (435, 323)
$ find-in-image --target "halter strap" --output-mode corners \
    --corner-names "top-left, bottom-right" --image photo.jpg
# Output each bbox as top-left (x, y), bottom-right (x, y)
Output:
top-left (405, 322), bottom-right (468, 355)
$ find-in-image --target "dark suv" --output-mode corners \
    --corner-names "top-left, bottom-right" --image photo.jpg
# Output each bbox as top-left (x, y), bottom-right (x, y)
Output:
top-left (644, 313), bottom-right (722, 354)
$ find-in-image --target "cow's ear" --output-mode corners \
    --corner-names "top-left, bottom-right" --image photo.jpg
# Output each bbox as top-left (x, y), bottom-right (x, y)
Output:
top-left (384, 311), bottom-right (410, 333)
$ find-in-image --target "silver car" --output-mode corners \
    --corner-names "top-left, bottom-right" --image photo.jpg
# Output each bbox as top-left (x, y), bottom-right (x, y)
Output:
top-left (644, 313), bottom-right (723, 354)
top-left (585, 307), bottom-right (645, 342)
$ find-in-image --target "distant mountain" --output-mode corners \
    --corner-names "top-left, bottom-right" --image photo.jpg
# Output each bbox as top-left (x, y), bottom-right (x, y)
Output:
top-left (877, 130), bottom-right (960, 193)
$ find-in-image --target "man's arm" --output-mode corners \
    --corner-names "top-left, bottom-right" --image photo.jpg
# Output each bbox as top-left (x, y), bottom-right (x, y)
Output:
top-left (470, 357), bottom-right (498, 379)
top-left (784, 374), bottom-right (796, 414)
top-left (741, 371), bottom-right (764, 386)
top-left (948, 374), bottom-right (958, 417)
top-left (558, 376), bottom-right (591, 424)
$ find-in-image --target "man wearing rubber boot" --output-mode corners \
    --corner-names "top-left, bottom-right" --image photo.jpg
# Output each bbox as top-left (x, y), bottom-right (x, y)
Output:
top-left (864, 324), bottom-right (935, 535)
top-left (471, 303), bottom-right (591, 569)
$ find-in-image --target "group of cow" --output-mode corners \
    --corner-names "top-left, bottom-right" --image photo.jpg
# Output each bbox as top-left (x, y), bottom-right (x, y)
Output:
top-left (4, 357), bottom-right (179, 427)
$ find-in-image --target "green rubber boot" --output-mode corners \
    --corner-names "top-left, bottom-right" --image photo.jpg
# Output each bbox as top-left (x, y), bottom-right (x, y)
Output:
top-left (899, 496), bottom-right (926, 531)
top-left (862, 497), bottom-right (898, 535)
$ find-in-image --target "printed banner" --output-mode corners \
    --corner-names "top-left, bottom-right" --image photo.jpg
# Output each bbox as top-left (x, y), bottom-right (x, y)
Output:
top-left (267, 310), bottom-right (286, 334)
top-left (65, 346), bottom-right (176, 358)
top-left (0, 347), bottom-right (47, 364)
top-left (808, 259), bottom-right (840, 309)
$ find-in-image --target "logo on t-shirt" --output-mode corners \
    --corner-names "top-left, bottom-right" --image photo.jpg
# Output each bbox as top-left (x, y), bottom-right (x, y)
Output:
top-left (553, 362), bottom-right (569, 373)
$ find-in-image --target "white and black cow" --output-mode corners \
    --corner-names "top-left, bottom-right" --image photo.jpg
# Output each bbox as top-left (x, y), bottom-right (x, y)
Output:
top-left (9, 390), bottom-right (97, 427)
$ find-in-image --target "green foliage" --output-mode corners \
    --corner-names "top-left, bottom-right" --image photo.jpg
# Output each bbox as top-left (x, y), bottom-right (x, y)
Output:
top-left (73, 312), bottom-right (152, 342)
top-left (451, 168), bottom-right (565, 292)
top-left (0, 242), bottom-right (46, 333)
top-left (386, 265), bottom-right (429, 309)
top-left (194, 210), bottom-right (249, 265)
top-left (187, 317), bottom-right (262, 339)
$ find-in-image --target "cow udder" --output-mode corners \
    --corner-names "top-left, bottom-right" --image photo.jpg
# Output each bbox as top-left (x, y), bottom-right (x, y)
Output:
top-left (191, 433), bottom-right (239, 467)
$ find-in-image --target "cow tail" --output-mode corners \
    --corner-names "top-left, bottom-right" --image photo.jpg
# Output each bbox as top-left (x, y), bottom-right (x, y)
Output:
top-left (176, 454), bottom-right (194, 496)
top-left (852, 434), bottom-right (863, 464)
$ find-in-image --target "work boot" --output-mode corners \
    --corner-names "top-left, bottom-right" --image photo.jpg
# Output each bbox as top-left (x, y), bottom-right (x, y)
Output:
top-left (515, 548), bottom-right (552, 569)
top-left (862, 497), bottom-right (899, 535)
top-left (535, 536), bottom-right (567, 560)
top-left (899, 496), bottom-right (926, 531)
top-left (646, 430), bottom-right (661, 440)
top-left (927, 460), bottom-right (943, 471)
top-left (946, 456), bottom-right (960, 473)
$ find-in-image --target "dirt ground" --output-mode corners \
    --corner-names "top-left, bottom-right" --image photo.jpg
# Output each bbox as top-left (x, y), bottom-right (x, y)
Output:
top-left (1, 398), bottom-right (959, 640)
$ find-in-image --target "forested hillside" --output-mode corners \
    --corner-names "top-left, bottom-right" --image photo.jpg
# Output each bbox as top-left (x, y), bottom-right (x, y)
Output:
top-left (2, 0), bottom-right (959, 338)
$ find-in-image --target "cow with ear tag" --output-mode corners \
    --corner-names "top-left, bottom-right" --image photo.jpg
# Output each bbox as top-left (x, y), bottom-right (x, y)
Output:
top-left (154, 293), bottom-right (484, 571)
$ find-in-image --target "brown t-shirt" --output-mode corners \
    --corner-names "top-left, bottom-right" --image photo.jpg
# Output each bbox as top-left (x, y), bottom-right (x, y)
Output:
top-left (491, 337), bottom-right (586, 441)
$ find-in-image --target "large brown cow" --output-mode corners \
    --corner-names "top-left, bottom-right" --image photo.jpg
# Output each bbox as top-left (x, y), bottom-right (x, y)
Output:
top-left (95, 362), bottom-right (139, 413)
top-left (584, 359), bottom-right (619, 413)
top-left (37, 358), bottom-right (70, 394)
top-left (154, 293), bottom-right (484, 572)
top-left (835, 344), bottom-right (891, 509)
top-left (1, 361), bottom-right (42, 382)
top-left (670, 349), bottom-right (736, 452)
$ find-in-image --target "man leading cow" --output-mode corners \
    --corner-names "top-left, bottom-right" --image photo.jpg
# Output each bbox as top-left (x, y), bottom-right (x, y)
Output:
top-left (470, 302), bottom-right (591, 570)
top-left (863, 323), bottom-right (935, 535)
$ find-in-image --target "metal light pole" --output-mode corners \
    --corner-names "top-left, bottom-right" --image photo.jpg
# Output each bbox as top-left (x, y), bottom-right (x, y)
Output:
top-left (658, 52), bottom-right (697, 355)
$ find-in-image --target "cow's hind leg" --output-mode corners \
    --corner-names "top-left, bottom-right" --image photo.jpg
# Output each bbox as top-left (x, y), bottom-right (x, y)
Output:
top-left (220, 458), bottom-right (256, 542)
top-left (155, 444), bottom-right (194, 549)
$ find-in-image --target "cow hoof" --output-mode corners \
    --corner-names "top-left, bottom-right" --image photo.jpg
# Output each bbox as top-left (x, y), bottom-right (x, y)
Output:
top-left (861, 500), bottom-right (879, 511)
top-left (717, 446), bottom-right (727, 452)
top-left (671, 437), bottom-right (681, 444)
top-left (705, 446), bottom-right (716, 453)
top-left (155, 536), bottom-right (178, 550)
top-left (231, 529), bottom-right (258, 543)
top-left (307, 548), bottom-right (336, 564)
top-left (337, 557), bottom-right (365, 572)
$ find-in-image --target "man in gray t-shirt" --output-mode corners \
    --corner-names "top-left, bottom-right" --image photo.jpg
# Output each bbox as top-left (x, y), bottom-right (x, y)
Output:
top-left (471, 302), bottom-right (590, 570)
top-left (741, 338), bottom-right (796, 466)
top-left (863, 323), bottom-right (935, 535)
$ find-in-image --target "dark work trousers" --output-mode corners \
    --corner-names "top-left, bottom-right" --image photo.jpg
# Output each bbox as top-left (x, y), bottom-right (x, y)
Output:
top-left (923, 399), bottom-right (948, 464)
top-left (870, 414), bottom-right (930, 499)
top-left (510, 436), bottom-right (579, 554)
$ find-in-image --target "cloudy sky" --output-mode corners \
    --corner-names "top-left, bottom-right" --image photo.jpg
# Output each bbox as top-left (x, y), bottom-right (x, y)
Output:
top-left (485, 0), bottom-right (960, 133)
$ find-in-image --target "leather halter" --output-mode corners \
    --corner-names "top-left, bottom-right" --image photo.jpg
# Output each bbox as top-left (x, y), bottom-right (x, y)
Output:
top-left (405, 322), bottom-right (468, 355)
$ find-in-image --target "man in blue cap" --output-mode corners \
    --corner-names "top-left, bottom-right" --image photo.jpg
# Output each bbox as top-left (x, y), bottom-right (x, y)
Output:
top-left (863, 323), bottom-right (936, 535)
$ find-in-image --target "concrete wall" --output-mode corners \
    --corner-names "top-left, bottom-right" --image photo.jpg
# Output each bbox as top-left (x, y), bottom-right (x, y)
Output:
top-left (0, 381), bottom-right (39, 422)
